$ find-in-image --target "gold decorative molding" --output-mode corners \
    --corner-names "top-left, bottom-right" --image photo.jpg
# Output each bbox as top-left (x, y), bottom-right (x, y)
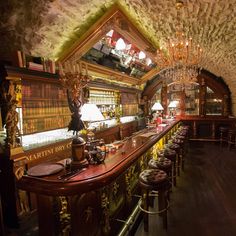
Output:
top-left (82, 60), bottom-right (140, 85)
top-left (101, 190), bottom-right (111, 235)
top-left (0, 79), bottom-right (22, 149)
top-left (59, 196), bottom-right (71, 234)
top-left (58, 5), bottom-right (157, 85)
top-left (112, 182), bottom-right (120, 200)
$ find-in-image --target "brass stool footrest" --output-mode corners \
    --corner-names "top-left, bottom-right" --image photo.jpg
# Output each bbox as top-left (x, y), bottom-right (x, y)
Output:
top-left (138, 200), bottom-right (170, 215)
top-left (138, 191), bottom-right (170, 215)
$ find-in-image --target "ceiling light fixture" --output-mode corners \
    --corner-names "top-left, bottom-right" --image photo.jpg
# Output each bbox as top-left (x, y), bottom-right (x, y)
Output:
top-left (156, 1), bottom-right (203, 90)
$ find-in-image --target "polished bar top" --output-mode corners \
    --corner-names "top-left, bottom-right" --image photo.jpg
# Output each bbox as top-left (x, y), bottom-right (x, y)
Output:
top-left (17, 120), bottom-right (179, 196)
top-left (181, 116), bottom-right (236, 121)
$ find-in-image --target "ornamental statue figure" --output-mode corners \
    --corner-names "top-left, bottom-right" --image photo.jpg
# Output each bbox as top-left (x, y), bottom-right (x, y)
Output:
top-left (5, 99), bottom-right (20, 148)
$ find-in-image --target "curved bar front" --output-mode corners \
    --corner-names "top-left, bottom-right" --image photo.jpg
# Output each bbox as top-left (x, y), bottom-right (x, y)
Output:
top-left (17, 120), bottom-right (180, 236)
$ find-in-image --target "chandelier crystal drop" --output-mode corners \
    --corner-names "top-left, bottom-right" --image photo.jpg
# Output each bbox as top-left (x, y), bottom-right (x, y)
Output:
top-left (156, 1), bottom-right (203, 89)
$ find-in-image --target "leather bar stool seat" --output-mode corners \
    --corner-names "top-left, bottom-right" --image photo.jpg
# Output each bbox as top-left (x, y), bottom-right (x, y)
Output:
top-left (148, 158), bottom-right (172, 181)
top-left (178, 126), bottom-right (189, 137)
top-left (173, 138), bottom-right (186, 170)
top-left (172, 138), bottom-right (184, 146)
top-left (166, 143), bottom-right (181, 176)
top-left (181, 125), bottom-right (190, 131)
top-left (139, 169), bottom-right (171, 231)
top-left (175, 134), bottom-right (186, 140)
top-left (176, 127), bottom-right (189, 152)
top-left (159, 149), bottom-right (177, 186)
top-left (172, 138), bottom-right (185, 171)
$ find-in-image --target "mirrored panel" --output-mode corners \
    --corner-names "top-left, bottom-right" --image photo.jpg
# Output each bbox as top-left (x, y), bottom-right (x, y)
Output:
top-left (185, 86), bottom-right (199, 115)
top-left (205, 86), bottom-right (222, 115)
top-left (82, 29), bottom-right (155, 79)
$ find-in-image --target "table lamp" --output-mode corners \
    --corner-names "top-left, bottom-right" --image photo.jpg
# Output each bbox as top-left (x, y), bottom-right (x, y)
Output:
top-left (81, 103), bottom-right (105, 140)
top-left (168, 101), bottom-right (177, 118)
top-left (151, 102), bottom-right (164, 124)
top-left (151, 102), bottom-right (164, 113)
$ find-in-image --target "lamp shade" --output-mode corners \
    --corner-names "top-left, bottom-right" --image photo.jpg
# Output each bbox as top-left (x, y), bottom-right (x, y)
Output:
top-left (138, 51), bottom-right (146, 60)
top-left (115, 38), bottom-right (126, 50)
top-left (151, 102), bottom-right (164, 111)
top-left (168, 101), bottom-right (178, 108)
top-left (81, 104), bottom-right (105, 122)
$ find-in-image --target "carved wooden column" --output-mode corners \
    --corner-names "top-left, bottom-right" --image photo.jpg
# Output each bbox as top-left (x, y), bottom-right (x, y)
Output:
top-left (211, 121), bottom-right (216, 139)
top-left (199, 78), bottom-right (206, 117)
top-left (193, 121), bottom-right (197, 138)
top-left (161, 82), bottom-right (168, 117)
top-left (0, 71), bottom-right (23, 228)
top-left (223, 94), bottom-right (230, 117)
top-left (180, 89), bottom-right (185, 117)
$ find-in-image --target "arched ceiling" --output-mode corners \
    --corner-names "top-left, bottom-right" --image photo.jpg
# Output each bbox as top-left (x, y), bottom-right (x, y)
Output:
top-left (1, 0), bottom-right (236, 112)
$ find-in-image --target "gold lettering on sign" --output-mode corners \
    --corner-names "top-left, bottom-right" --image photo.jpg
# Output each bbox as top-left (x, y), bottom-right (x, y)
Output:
top-left (55, 145), bottom-right (65, 152)
top-left (20, 142), bottom-right (72, 164)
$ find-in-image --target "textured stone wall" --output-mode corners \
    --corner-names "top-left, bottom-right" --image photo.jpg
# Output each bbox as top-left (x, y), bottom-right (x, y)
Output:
top-left (1, 0), bottom-right (236, 114)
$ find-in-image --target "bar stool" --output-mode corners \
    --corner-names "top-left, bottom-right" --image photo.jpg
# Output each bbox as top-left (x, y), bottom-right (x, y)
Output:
top-left (139, 169), bottom-right (171, 231)
top-left (159, 149), bottom-right (177, 186)
top-left (148, 158), bottom-right (172, 187)
top-left (178, 125), bottom-right (189, 137)
top-left (219, 127), bottom-right (229, 147)
top-left (167, 142), bottom-right (181, 176)
top-left (228, 129), bottom-right (236, 150)
top-left (177, 127), bottom-right (189, 153)
top-left (172, 138), bottom-right (185, 171)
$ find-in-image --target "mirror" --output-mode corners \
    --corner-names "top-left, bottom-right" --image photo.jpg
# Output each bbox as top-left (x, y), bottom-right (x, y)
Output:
top-left (59, 5), bottom-right (157, 85)
top-left (82, 29), bottom-right (155, 79)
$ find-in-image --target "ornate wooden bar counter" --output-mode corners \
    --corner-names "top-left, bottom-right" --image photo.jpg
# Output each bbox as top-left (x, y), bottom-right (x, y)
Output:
top-left (17, 120), bottom-right (180, 236)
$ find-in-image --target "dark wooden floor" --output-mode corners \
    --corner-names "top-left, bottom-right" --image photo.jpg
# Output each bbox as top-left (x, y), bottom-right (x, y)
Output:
top-left (135, 142), bottom-right (236, 236)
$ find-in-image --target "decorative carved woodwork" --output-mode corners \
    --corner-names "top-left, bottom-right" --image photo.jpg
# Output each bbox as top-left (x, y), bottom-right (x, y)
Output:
top-left (17, 121), bottom-right (180, 235)
top-left (71, 191), bottom-right (101, 236)
top-left (161, 82), bottom-right (168, 116)
top-left (59, 196), bottom-right (71, 234)
top-left (58, 5), bottom-right (157, 86)
top-left (142, 69), bottom-right (232, 118)
top-left (101, 190), bottom-right (110, 235)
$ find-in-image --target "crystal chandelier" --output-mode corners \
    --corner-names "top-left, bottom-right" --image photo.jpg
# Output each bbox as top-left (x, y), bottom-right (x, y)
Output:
top-left (156, 1), bottom-right (203, 89)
